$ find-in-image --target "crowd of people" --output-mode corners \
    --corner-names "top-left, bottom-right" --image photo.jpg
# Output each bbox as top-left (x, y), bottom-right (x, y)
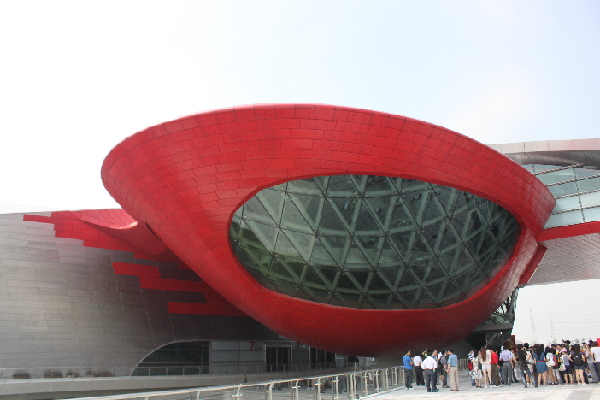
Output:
top-left (402, 349), bottom-right (460, 392)
top-left (467, 340), bottom-right (600, 388)
top-left (401, 340), bottom-right (600, 392)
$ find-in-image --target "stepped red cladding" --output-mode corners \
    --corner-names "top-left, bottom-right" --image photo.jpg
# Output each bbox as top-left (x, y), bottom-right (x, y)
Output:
top-left (101, 104), bottom-right (555, 356)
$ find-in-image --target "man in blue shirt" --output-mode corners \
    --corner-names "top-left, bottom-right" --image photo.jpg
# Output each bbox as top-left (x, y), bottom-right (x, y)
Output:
top-left (447, 349), bottom-right (459, 391)
top-left (403, 349), bottom-right (414, 390)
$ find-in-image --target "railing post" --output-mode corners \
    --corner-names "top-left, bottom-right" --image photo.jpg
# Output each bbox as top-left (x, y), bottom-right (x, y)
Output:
top-left (362, 373), bottom-right (369, 397)
top-left (346, 374), bottom-right (352, 400)
top-left (291, 380), bottom-right (299, 400)
top-left (265, 383), bottom-right (273, 400)
top-left (232, 386), bottom-right (242, 400)
top-left (314, 378), bottom-right (322, 400)
top-left (332, 375), bottom-right (339, 400)
top-left (386, 369), bottom-right (390, 390)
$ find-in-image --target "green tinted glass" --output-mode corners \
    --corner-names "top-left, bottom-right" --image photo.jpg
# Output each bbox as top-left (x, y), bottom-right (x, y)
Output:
top-left (230, 175), bottom-right (520, 309)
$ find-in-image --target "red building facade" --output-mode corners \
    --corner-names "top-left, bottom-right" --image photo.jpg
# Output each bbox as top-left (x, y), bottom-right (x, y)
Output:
top-left (101, 104), bottom-right (555, 356)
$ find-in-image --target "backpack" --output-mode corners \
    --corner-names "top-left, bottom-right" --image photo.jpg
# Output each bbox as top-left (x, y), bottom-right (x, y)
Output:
top-left (573, 352), bottom-right (584, 366)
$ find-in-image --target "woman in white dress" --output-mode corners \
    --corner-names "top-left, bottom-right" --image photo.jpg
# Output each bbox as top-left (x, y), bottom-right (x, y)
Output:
top-left (479, 346), bottom-right (492, 388)
top-left (471, 352), bottom-right (484, 388)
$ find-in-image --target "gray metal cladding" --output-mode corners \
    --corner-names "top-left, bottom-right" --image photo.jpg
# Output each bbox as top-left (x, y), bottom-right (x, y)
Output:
top-left (0, 213), bottom-right (278, 375)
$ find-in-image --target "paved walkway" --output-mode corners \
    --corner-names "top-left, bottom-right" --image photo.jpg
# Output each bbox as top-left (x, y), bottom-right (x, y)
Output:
top-left (369, 373), bottom-right (600, 399)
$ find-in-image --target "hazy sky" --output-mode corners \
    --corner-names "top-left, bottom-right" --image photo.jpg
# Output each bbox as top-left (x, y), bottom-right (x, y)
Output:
top-left (1, 1), bottom-right (599, 344)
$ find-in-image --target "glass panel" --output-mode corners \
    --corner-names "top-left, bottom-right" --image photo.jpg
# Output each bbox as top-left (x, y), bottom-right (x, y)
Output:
top-left (536, 168), bottom-right (574, 185)
top-left (280, 197), bottom-right (313, 234)
top-left (310, 237), bottom-right (338, 268)
top-left (286, 177), bottom-right (325, 195)
top-left (363, 195), bottom-right (396, 231)
top-left (577, 176), bottom-right (600, 193)
top-left (256, 189), bottom-right (285, 222)
top-left (583, 206), bottom-right (600, 223)
top-left (240, 196), bottom-right (274, 225)
top-left (287, 192), bottom-right (323, 231)
top-left (317, 235), bottom-right (350, 265)
top-left (325, 175), bottom-right (361, 197)
top-left (553, 196), bottom-right (581, 212)
top-left (548, 181), bottom-right (578, 197)
top-left (364, 176), bottom-right (397, 196)
top-left (574, 168), bottom-right (600, 179)
top-left (544, 210), bottom-right (585, 229)
top-left (317, 200), bottom-right (348, 236)
top-left (531, 164), bottom-right (555, 173)
top-left (401, 179), bottom-right (430, 193)
top-left (578, 191), bottom-right (600, 209)
top-left (329, 197), bottom-right (360, 230)
top-left (388, 201), bottom-right (417, 233)
top-left (354, 202), bottom-right (382, 235)
top-left (134, 341), bottom-right (209, 375)
top-left (230, 174), bottom-right (520, 310)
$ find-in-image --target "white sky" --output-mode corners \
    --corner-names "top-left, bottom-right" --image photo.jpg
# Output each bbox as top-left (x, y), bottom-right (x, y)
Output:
top-left (0, 1), bottom-right (599, 344)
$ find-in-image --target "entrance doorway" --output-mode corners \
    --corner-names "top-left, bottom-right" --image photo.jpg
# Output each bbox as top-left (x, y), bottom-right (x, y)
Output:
top-left (266, 346), bottom-right (291, 372)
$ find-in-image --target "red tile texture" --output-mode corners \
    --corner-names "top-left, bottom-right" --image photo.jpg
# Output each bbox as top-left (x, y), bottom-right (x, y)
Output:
top-left (101, 104), bottom-right (556, 356)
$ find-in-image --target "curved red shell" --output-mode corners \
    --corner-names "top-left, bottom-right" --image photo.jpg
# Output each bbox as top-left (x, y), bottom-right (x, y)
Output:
top-left (102, 104), bottom-right (554, 356)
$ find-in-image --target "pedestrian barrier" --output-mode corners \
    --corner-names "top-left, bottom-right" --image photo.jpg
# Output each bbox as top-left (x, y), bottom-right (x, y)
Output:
top-left (69, 366), bottom-right (404, 400)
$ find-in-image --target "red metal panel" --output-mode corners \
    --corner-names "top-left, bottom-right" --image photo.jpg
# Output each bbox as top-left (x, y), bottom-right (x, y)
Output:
top-left (538, 220), bottom-right (600, 241)
top-left (517, 244), bottom-right (548, 287)
top-left (101, 104), bottom-right (555, 356)
top-left (23, 212), bottom-right (246, 317)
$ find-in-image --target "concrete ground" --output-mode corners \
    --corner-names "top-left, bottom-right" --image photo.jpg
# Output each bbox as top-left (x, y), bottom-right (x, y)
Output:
top-left (369, 372), bottom-right (600, 399)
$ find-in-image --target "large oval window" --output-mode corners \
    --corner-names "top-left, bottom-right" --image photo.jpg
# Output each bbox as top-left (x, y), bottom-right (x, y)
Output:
top-left (230, 175), bottom-right (519, 309)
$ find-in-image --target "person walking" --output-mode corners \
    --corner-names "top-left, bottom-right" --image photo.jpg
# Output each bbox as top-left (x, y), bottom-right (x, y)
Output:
top-left (500, 346), bottom-right (513, 385)
top-left (534, 345), bottom-right (549, 386)
top-left (471, 351), bottom-right (484, 388)
top-left (403, 349), bottom-right (414, 390)
top-left (422, 351), bottom-right (439, 392)
top-left (516, 344), bottom-right (536, 388)
top-left (439, 350), bottom-right (449, 388)
top-left (545, 346), bottom-right (558, 384)
top-left (447, 349), bottom-right (459, 391)
top-left (490, 346), bottom-right (501, 387)
top-left (570, 344), bottom-right (587, 385)
top-left (561, 348), bottom-right (574, 384)
top-left (591, 342), bottom-right (600, 383)
top-left (585, 343), bottom-right (599, 383)
top-left (511, 349), bottom-right (520, 384)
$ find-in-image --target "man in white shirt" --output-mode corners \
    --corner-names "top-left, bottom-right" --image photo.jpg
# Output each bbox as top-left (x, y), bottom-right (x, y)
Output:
top-left (421, 350), bottom-right (439, 392)
top-left (413, 353), bottom-right (424, 386)
top-left (500, 347), bottom-right (513, 385)
top-left (591, 341), bottom-right (600, 382)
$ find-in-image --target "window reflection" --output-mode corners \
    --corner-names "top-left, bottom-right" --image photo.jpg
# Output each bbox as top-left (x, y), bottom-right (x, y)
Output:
top-left (524, 164), bottom-right (600, 228)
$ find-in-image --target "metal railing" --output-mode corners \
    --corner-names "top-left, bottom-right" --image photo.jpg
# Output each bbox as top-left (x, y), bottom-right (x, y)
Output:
top-left (0, 362), bottom-right (372, 380)
top-left (69, 366), bottom-right (404, 400)
top-left (132, 362), bottom-right (353, 376)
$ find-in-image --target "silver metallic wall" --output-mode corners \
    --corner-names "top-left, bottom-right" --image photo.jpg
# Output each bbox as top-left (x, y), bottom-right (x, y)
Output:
top-left (0, 213), bottom-right (279, 377)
